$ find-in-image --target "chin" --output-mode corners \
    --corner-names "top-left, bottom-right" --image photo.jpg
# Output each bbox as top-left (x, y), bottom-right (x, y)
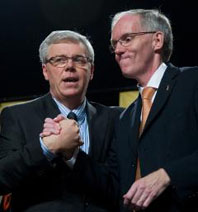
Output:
top-left (121, 67), bottom-right (135, 79)
top-left (64, 89), bottom-right (84, 97)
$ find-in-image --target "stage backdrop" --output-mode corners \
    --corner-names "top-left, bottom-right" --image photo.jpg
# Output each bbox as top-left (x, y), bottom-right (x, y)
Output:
top-left (0, 91), bottom-right (138, 112)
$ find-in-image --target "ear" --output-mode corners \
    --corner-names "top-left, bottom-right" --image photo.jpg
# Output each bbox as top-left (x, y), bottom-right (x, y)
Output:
top-left (89, 64), bottom-right (94, 81)
top-left (42, 64), bottom-right (49, 81)
top-left (152, 31), bottom-right (164, 51)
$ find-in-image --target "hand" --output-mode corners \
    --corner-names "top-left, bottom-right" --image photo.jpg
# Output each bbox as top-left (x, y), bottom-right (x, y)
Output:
top-left (123, 168), bottom-right (170, 211)
top-left (40, 114), bottom-right (65, 137)
top-left (43, 119), bottom-right (83, 157)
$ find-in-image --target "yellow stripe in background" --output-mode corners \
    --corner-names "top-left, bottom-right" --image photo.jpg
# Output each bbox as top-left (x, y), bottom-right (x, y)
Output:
top-left (119, 91), bottom-right (138, 108)
top-left (0, 101), bottom-right (26, 112)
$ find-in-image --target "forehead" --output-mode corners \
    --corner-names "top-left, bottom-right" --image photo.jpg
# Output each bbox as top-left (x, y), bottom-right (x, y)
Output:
top-left (48, 41), bottom-right (87, 57)
top-left (112, 14), bottom-right (142, 39)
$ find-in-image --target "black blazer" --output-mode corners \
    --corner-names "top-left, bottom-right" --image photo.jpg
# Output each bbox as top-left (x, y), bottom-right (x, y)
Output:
top-left (0, 93), bottom-right (122, 212)
top-left (115, 63), bottom-right (198, 212)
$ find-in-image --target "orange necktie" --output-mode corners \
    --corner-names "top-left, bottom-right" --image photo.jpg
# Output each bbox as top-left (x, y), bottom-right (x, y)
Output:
top-left (135, 87), bottom-right (156, 180)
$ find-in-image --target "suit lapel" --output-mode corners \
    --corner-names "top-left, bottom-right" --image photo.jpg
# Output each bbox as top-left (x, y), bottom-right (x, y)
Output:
top-left (127, 95), bottom-right (142, 150)
top-left (119, 96), bottom-right (142, 187)
top-left (86, 102), bottom-right (99, 156)
top-left (119, 95), bottom-right (142, 159)
top-left (143, 63), bottom-right (180, 132)
top-left (40, 93), bottom-right (61, 119)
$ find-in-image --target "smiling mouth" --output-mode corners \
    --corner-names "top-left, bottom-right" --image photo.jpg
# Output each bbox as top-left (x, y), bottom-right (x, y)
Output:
top-left (119, 57), bottom-right (131, 63)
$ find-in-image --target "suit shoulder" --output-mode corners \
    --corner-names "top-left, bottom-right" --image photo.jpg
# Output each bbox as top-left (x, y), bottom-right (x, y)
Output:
top-left (178, 66), bottom-right (198, 83)
top-left (89, 101), bottom-right (124, 115)
top-left (179, 66), bottom-right (198, 77)
top-left (180, 66), bottom-right (198, 73)
top-left (119, 98), bottom-right (139, 119)
top-left (1, 94), bottom-right (47, 115)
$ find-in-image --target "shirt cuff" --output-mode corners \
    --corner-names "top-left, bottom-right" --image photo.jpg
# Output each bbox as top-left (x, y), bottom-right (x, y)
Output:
top-left (64, 148), bottom-right (79, 169)
top-left (39, 137), bottom-right (57, 161)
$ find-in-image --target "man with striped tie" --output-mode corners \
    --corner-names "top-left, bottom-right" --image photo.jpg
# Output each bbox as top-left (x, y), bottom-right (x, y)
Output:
top-left (0, 30), bottom-right (122, 212)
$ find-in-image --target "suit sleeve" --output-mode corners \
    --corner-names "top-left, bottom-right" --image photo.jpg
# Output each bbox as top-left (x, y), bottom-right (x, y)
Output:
top-left (0, 107), bottom-right (50, 194)
top-left (65, 107), bottom-right (121, 209)
top-left (72, 141), bottom-right (119, 208)
top-left (163, 84), bottom-right (198, 204)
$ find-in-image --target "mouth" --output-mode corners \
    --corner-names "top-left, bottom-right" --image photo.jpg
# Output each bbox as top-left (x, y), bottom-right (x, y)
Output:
top-left (119, 57), bottom-right (131, 65)
top-left (116, 53), bottom-right (130, 61)
top-left (63, 77), bottom-right (78, 83)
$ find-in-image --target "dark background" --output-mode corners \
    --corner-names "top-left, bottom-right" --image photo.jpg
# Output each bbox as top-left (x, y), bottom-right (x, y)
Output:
top-left (0, 0), bottom-right (197, 105)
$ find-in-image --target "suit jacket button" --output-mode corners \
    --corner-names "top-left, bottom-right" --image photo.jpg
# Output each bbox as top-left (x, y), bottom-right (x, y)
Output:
top-left (85, 202), bottom-right (89, 207)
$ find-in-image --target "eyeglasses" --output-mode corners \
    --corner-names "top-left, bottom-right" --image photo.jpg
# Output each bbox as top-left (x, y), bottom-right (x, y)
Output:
top-left (110, 31), bottom-right (156, 53)
top-left (46, 55), bottom-right (92, 68)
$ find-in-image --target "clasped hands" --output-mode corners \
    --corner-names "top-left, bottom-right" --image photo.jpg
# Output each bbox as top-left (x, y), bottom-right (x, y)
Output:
top-left (40, 114), bottom-right (83, 159)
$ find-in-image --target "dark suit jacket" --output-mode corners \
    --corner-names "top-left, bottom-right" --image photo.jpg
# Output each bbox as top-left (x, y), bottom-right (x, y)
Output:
top-left (115, 63), bottom-right (198, 212)
top-left (0, 93), bottom-right (122, 212)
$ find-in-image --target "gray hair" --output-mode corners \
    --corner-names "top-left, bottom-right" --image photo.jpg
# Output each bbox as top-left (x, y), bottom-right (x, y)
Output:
top-left (39, 30), bottom-right (94, 64)
top-left (111, 9), bottom-right (173, 62)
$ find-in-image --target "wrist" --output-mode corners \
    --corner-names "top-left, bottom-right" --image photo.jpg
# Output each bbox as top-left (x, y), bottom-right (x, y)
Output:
top-left (160, 168), bottom-right (171, 186)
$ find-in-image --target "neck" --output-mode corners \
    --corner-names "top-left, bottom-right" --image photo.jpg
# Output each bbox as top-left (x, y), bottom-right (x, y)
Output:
top-left (51, 93), bottom-right (85, 110)
top-left (137, 58), bottom-right (162, 87)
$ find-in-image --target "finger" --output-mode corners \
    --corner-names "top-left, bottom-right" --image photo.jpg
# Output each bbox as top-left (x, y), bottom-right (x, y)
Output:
top-left (123, 196), bottom-right (130, 206)
top-left (54, 114), bottom-right (65, 122)
top-left (60, 119), bottom-right (77, 127)
top-left (43, 127), bottom-right (60, 135)
top-left (40, 131), bottom-right (52, 137)
top-left (123, 186), bottom-right (136, 206)
top-left (136, 192), bottom-right (148, 209)
top-left (78, 139), bottom-right (84, 146)
top-left (123, 183), bottom-right (137, 204)
top-left (70, 119), bottom-right (78, 125)
top-left (143, 192), bottom-right (155, 208)
top-left (39, 132), bottom-right (44, 137)
top-left (44, 118), bottom-right (54, 123)
top-left (44, 122), bottom-right (61, 132)
top-left (43, 122), bottom-right (55, 128)
top-left (130, 182), bottom-right (145, 206)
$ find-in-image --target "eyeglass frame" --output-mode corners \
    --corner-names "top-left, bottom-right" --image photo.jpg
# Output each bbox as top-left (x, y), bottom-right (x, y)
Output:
top-left (45, 55), bottom-right (92, 68)
top-left (110, 31), bottom-right (157, 53)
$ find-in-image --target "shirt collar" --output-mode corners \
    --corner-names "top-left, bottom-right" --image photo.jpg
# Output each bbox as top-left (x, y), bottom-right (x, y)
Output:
top-left (52, 97), bottom-right (87, 124)
top-left (138, 62), bottom-right (167, 94)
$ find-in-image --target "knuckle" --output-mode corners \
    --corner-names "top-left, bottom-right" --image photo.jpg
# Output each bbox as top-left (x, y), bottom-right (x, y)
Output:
top-left (43, 123), bottom-right (48, 127)
top-left (45, 118), bottom-right (52, 122)
top-left (139, 185), bottom-right (145, 191)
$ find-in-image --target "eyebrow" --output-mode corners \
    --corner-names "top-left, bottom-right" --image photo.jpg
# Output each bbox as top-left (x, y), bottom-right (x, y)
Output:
top-left (50, 54), bottom-right (86, 58)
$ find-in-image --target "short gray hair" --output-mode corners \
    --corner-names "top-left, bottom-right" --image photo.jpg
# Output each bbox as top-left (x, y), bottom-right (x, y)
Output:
top-left (111, 9), bottom-right (173, 62)
top-left (39, 30), bottom-right (94, 64)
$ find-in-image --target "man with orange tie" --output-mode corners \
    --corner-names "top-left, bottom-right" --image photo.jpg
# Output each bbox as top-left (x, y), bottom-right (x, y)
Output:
top-left (110, 9), bottom-right (198, 211)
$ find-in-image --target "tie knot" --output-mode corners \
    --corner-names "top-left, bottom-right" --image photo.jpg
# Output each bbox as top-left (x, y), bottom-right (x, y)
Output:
top-left (67, 112), bottom-right (77, 121)
top-left (142, 87), bottom-right (156, 100)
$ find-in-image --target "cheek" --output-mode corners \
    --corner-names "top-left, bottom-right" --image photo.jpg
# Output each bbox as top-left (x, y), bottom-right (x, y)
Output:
top-left (49, 72), bottom-right (62, 85)
top-left (115, 55), bottom-right (120, 63)
top-left (85, 73), bottom-right (91, 82)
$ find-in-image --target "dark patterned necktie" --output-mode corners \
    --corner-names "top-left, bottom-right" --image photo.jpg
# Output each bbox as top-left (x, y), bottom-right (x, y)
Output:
top-left (67, 112), bottom-right (77, 121)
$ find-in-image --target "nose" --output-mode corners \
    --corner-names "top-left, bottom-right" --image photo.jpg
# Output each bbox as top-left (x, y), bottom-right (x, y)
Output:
top-left (64, 59), bottom-right (76, 72)
top-left (114, 41), bottom-right (125, 55)
top-left (64, 58), bottom-right (76, 71)
top-left (67, 58), bottom-right (75, 67)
